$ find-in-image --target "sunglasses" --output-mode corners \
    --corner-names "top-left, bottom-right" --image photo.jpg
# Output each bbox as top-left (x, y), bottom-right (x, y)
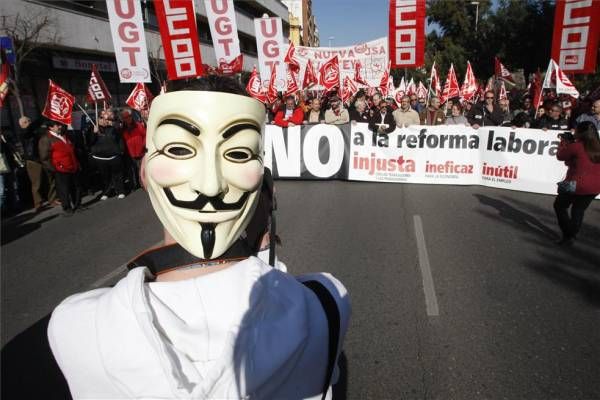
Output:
top-left (485, 96), bottom-right (494, 99)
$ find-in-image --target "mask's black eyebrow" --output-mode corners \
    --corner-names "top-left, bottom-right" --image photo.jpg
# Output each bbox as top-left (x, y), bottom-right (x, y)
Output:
top-left (158, 119), bottom-right (200, 136)
top-left (222, 123), bottom-right (261, 139)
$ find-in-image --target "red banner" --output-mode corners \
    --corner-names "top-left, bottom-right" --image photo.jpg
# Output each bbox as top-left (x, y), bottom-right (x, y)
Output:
top-left (246, 66), bottom-right (267, 103)
top-left (302, 59), bottom-right (318, 89)
top-left (389, 0), bottom-right (425, 69)
top-left (154, 0), bottom-right (203, 80)
top-left (87, 64), bottom-right (112, 104)
top-left (126, 83), bottom-right (154, 111)
top-left (551, 0), bottom-right (600, 74)
top-left (42, 80), bottom-right (75, 125)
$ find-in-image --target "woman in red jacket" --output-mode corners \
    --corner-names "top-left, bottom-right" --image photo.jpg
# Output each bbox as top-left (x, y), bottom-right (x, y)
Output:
top-left (554, 121), bottom-right (600, 245)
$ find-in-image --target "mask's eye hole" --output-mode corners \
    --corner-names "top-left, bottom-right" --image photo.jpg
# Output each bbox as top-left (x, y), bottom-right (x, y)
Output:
top-left (163, 143), bottom-right (196, 159)
top-left (224, 147), bottom-right (253, 163)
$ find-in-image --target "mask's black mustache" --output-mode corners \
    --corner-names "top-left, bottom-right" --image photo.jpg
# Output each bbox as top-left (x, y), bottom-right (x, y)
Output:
top-left (163, 188), bottom-right (250, 211)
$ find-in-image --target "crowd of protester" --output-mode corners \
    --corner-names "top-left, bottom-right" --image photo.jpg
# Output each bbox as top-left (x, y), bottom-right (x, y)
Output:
top-left (267, 85), bottom-right (600, 135)
top-left (0, 107), bottom-right (147, 217)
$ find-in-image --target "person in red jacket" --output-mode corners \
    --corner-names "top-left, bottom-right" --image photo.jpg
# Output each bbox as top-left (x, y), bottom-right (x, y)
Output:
top-left (554, 121), bottom-right (600, 245)
top-left (273, 96), bottom-right (304, 128)
top-left (38, 121), bottom-right (80, 216)
top-left (120, 109), bottom-right (146, 189)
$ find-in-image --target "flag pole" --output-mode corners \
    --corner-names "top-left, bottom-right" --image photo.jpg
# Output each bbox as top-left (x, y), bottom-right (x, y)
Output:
top-left (77, 103), bottom-right (98, 129)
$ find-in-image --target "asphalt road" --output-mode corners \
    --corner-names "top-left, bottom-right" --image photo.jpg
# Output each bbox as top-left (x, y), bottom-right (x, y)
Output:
top-left (2, 181), bottom-right (599, 399)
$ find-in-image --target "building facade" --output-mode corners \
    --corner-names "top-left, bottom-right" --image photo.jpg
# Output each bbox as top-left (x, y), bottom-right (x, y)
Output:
top-left (0, 0), bottom-right (289, 130)
top-left (281, 0), bottom-right (319, 47)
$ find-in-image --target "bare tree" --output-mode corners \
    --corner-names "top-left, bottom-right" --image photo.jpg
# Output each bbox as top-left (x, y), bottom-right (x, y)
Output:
top-left (148, 44), bottom-right (166, 90)
top-left (1, 9), bottom-right (60, 117)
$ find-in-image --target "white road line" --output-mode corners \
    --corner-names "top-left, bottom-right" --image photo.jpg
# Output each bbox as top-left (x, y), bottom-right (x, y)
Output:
top-left (89, 241), bottom-right (163, 289)
top-left (413, 215), bottom-right (440, 317)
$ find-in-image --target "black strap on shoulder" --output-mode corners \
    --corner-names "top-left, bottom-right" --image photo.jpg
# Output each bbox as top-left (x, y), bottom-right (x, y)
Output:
top-left (302, 280), bottom-right (341, 400)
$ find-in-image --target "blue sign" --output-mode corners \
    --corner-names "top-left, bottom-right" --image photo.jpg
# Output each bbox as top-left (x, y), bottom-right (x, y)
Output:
top-left (0, 37), bottom-right (16, 65)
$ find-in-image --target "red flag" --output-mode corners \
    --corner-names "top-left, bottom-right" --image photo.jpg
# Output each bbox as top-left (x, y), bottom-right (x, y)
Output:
top-left (543, 59), bottom-right (580, 98)
top-left (284, 43), bottom-right (300, 72)
top-left (460, 61), bottom-right (477, 102)
top-left (441, 63), bottom-right (460, 104)
top-left (319, 56), bottom-right (340, 94)
top-left (154, 0), bottom-right (203, 80)
top-left (341, 76), bottom-right (358, 105)
top-left (484, 77), bottom-right (494, 93)
top-left (218, 54), bottom-right (243, 75)
top-left (284, 67), bottom-right (299, 97)
top-left (126, 83), bottom-right (154, 112)
top-left (354, 60), bottom-right (368, 86)
top-left (494, 57), bottom-right (515, 84)
top-left (302, 59), bottom-right (318, 89)
top-left (416, 81), bottom-right (427, 99)
top-left (389, 0), bottom-right (426, 68)
top-left (429, 61), bottom-right (442, 99)
top-left (86, 64), bottom-right (112, 104)
top-left (406, 78), bottom-right (416, 96)
top-left (267, 64), bottom-right (278, 103)
top-left (0, 61), bottom-right (9, 108)
top-left (379, 61), bottom-right (391, 97)
top-left (498, 80), bottom-right (508, 101)
top-left (41, 80), bottom-right (75, 125)
top-left (246, 66), bottom-right (267, 103)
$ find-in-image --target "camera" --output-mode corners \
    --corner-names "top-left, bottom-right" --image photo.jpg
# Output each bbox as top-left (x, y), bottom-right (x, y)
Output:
top-left (558, 132), bottom-right (575, 142)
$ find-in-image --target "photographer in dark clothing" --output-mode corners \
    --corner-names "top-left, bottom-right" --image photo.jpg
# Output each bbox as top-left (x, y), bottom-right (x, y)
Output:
top-left (90, 109), bottom-right (126, 200)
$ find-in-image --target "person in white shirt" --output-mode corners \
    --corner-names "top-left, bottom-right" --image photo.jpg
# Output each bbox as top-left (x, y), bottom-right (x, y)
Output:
top-left (48, 76), bottom-right (350, 400)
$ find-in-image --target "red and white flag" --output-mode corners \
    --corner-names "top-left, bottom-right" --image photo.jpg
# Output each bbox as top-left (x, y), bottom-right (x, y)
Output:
top-left (397, 77), bottom-right (406, 97)
top-left (126, 83), bottom-right (154, 112)
top-left (319, 55), bottom-right (340, 94)
top-left (498, 80), bottom-right (508, 101)
top-left (284, 42), bottom-right (300, 72)
top-left (302, 59), bottom-right (318, 89)
top-left (406, 78), bottom-right (416, 97)
top-left (460, 61), bottom-right (477, 102)
top-left (484, 77), bottom-right (494, 93)
top-left (542, 59), bottom-right (579, 98)
top-left (154, 0), bottom-right (204, 80)
top-left (86, 64), bottom-right (111, 104)
top-left (494, 57), bottom-right (515, 84)
top-left (429, 61), bottom-right (442, 99)
top-left (42, 80), bottom-right (75, 125)
top-left (0, 60), bottom-right (9, 108)
top-left (266, 64), bottom-right (279, 103)
top-left (218, 54), bottom-right (243, 75)
top-left (246, 66), bottom-right (267, 103)
top-left (340, 76), bottom-right (358, 105)
top-left (284, 67), bottom-right (299, 97)
top-left (389, 0), bottom-right (426, 68)
top-left (354, 60), bottom-right (368, 86)
top-left (416, 81), bottom-right (427, 99)
top-left (441, 63), bottom-right (460, 103)
top-left (379, 61), bottom-right (392, 97)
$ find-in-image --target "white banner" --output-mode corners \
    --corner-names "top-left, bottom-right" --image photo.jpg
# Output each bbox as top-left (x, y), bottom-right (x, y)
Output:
top-left (204, 0), bottom-right (241, 65)
top-left (254, 17), bottom-right (286, 91)
top-left (264, 123), bottom-right (592, 197)
top-left (291, 38), bottom-right (388, 88)
top-left (105, 0), bottom-right (151, 83)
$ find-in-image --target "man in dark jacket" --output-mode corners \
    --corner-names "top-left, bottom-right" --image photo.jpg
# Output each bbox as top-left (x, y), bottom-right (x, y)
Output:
top-left (90, 109), bottom-right (126, 200)
top-left (535, 103), bottom-right (569, 131)
top-left (368, 100), bottom-right (396, 134)
top-left (38, 120), bottom-right (80, 216)
top-left (466, 91), bottom-right (504, 128)
top-left (19, 116), bottom-right (57, 211)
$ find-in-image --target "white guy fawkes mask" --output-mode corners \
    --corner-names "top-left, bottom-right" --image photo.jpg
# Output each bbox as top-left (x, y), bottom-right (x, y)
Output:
top-left (145, 90), bottom-right (265, 259)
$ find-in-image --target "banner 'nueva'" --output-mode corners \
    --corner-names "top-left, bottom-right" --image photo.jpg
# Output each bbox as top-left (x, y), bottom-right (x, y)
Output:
top-left (204, 0), bottom-right (242, 74)
top-left (551, 0), bottom-right (600, 74)
top-left (290, 38), bottom-right (388, 89)
top-left (389, 0), bottom-right (425, 68)
top-left (254, 17), bottom-right (286, 91)
top-left (264, 123), bottom-right (594, 198)
top-left (154, 0), bottom-right (204, 80)
top-left (105, 0), bottom-right (151, 82)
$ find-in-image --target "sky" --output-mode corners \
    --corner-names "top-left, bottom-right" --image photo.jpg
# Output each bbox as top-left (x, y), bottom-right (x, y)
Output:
top-left (311, 0), bottom-right (498, 47)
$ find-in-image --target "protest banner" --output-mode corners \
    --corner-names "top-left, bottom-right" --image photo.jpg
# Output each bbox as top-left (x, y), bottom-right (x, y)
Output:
top-left (388, 0), bottom-right (426, 68)
top-left (204, 0), bottom-right (243, 74)
top-left (105, 0), bottom-right (151, 82)
top-left (264, 123), bottom-right (594, 198)
top-left (254, 17), bottom-right (286, 91)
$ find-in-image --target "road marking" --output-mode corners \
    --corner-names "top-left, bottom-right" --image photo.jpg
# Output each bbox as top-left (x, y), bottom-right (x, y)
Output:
top-left (413, 215), bottom-right (440, 316)
top-left (89, 241), bottom-right (163, 289)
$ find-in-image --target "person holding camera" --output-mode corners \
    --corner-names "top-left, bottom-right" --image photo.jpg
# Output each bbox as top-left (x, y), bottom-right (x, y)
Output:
top-left (553, 121), bottom-right (600, 245)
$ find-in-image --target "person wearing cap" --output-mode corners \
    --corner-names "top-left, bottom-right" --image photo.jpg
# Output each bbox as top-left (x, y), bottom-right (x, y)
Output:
top-left (38, 120), bottom-right (80, 216)
top-left (324, 96), bottom-right (349, 125)
top-left (48, 76), bottom-right (350, 400)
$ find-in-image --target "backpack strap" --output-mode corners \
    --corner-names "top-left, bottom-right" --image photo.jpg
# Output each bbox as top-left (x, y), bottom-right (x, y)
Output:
top-left (302, 280), bottom-right (341, 400)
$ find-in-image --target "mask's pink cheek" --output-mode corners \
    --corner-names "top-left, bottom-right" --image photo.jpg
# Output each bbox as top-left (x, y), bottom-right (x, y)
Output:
top-left (243, 165), bottom-right (263, 189)
top-left (148, 158), bottom-right (192, 186)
